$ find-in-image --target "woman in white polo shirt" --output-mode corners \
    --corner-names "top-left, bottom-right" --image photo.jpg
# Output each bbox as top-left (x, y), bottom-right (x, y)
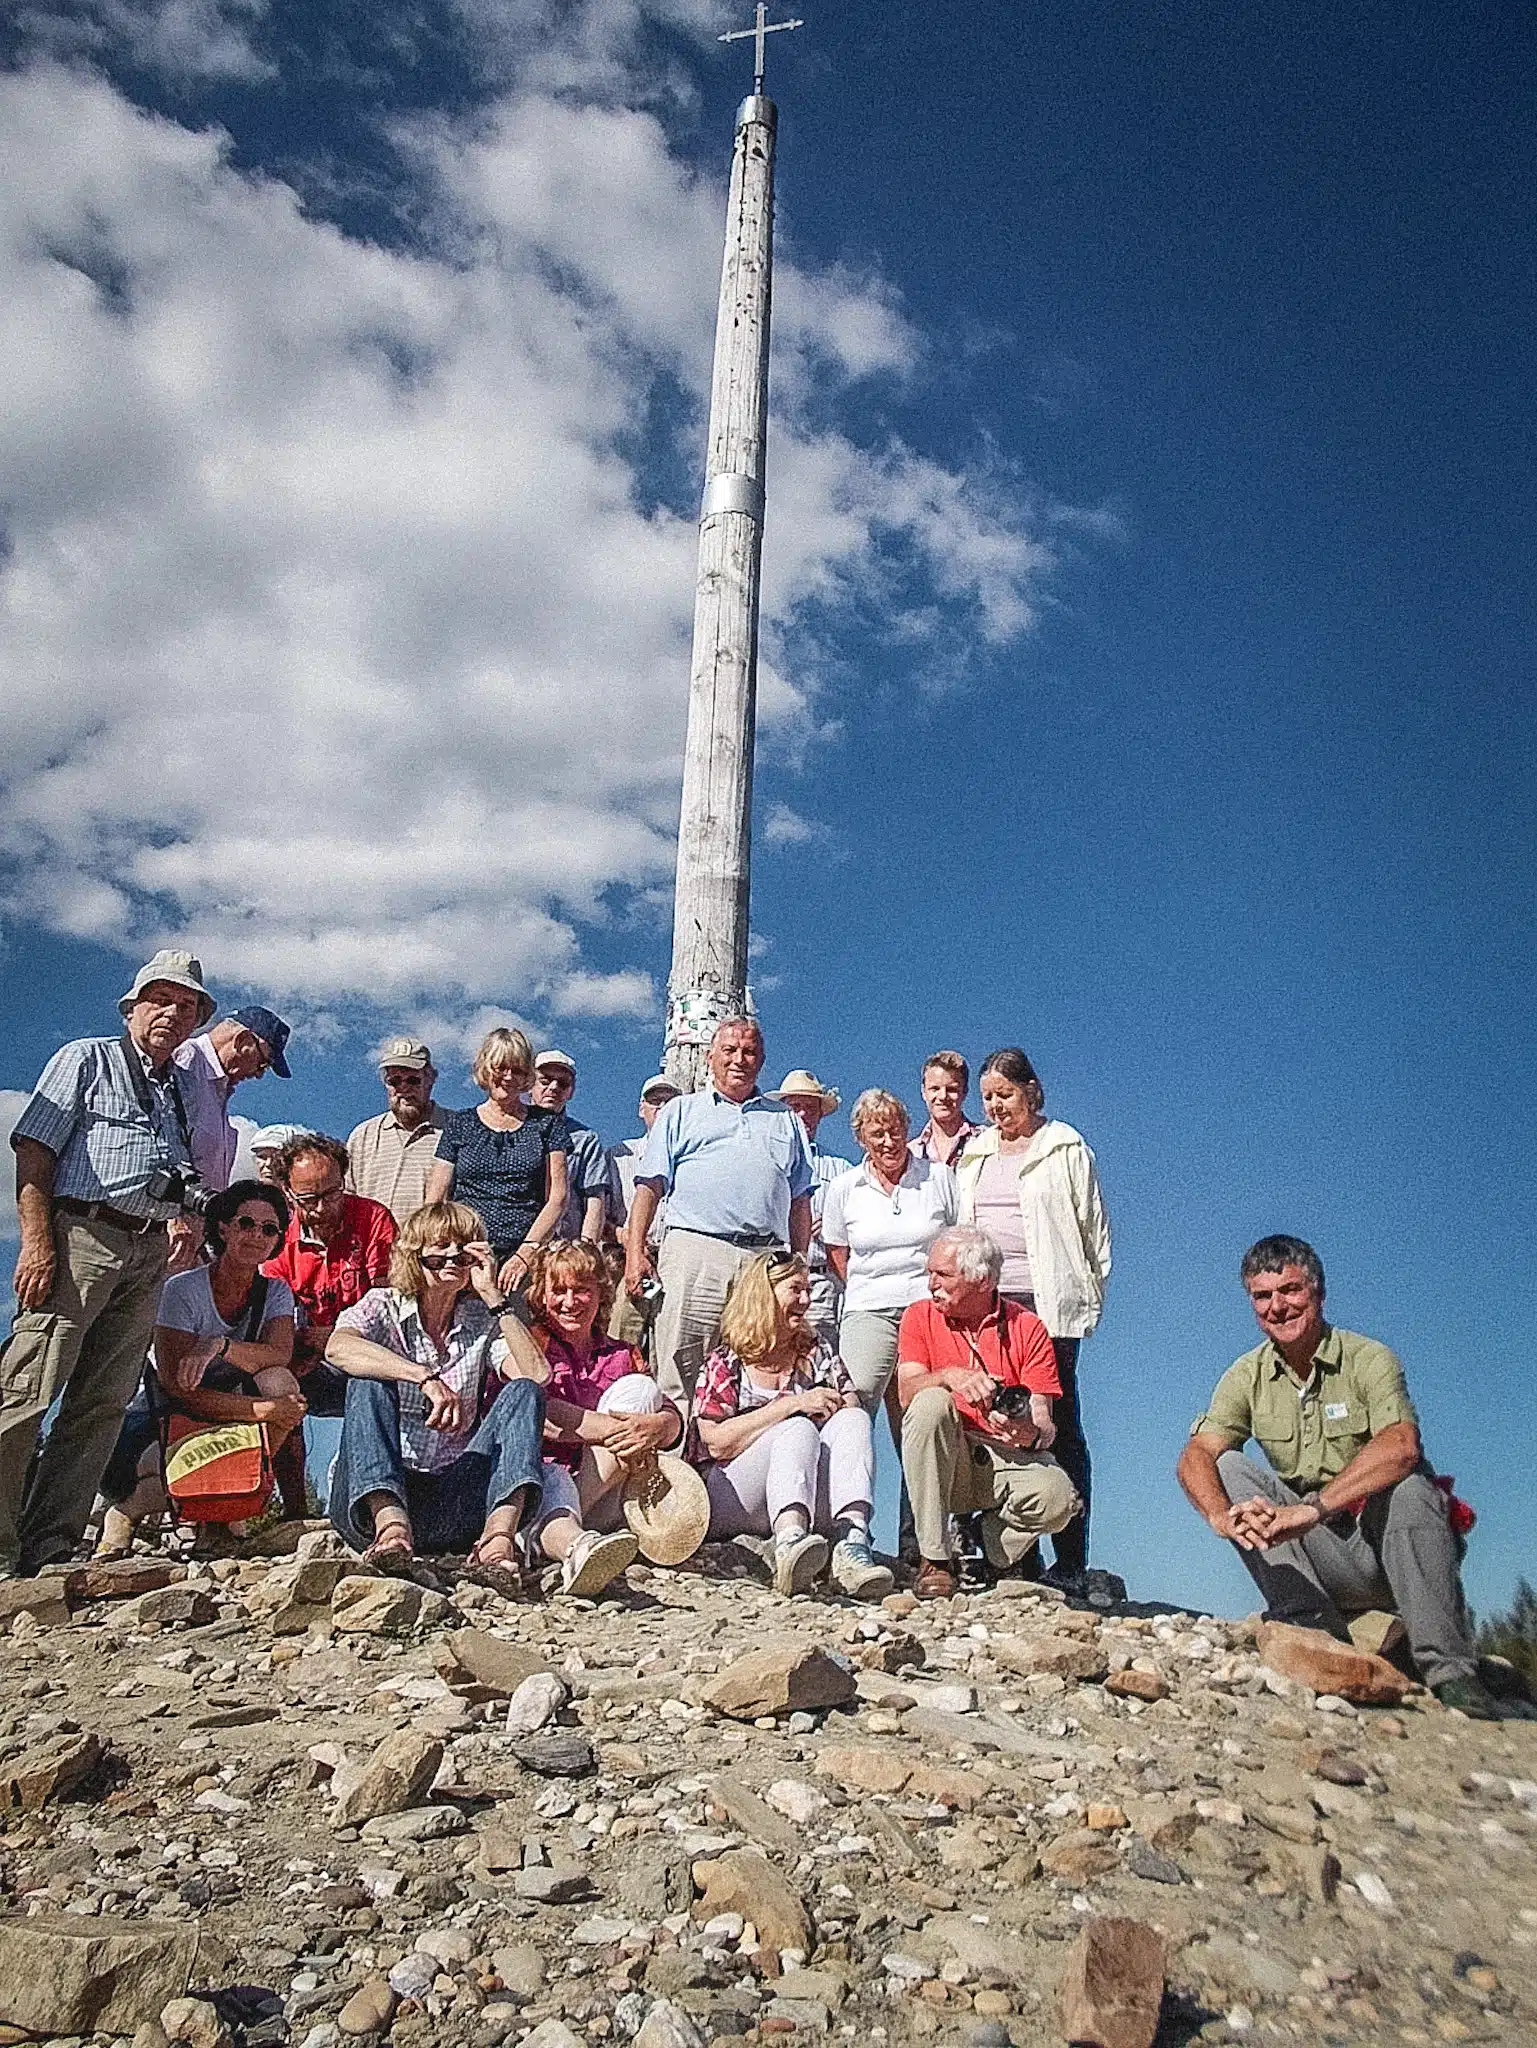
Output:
top-left (822, 1089), bottom-right (958, 1417)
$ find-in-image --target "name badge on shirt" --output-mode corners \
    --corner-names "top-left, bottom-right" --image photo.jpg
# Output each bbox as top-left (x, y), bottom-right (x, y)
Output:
top-left (1323, 1402), bottom-right (1350, 1421)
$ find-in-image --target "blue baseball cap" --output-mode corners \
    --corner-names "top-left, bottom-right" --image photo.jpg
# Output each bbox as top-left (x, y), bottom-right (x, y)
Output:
top-left (230, 1005), bottom-right (292, 1078)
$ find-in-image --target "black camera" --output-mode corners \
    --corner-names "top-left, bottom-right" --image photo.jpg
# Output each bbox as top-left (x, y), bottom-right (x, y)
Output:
top-left (989, 1381), bottom-right (1034, 1421)
top-left (145, 1165), bottom-right (215, 1218)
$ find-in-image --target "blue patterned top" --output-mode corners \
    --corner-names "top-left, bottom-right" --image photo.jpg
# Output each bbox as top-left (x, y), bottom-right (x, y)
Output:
top-left (434, 1105), bottom-right (571, 1256)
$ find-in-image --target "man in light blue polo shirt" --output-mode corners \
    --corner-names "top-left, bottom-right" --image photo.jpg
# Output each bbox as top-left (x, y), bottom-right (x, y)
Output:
top-left (624, 1017), bottom-right (813, 1401)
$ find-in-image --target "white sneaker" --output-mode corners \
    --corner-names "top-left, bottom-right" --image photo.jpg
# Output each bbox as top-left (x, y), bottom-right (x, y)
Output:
top-left (831, 1535), bottom-right (894, 1600)
top-left (772, 1530), bottom-right (828, 1597)
top-left (560, 1528), bottom-right (639, 1599)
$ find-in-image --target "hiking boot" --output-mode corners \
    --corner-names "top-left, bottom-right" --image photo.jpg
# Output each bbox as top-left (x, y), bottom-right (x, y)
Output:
top-left (831, 1535), bottom-right (894, 1600)
top-left (1432, 1674), bottom-right (1503, 1721)
top-left (772, 1530), bottom-right (828, 1596)
top-left (914, 1557), bottom-right (959, 1602)
top-left (560, 1527), bottom-right (638, 1599)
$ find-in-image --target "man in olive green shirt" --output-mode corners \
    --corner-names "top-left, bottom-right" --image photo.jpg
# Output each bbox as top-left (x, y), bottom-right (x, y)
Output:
top-left (1178, 1234), bottom-right (1494, 1718)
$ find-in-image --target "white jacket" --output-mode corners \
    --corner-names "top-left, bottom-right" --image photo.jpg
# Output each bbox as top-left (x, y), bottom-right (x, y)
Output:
top-left (955, 1119), bottom-right (1112, 1339)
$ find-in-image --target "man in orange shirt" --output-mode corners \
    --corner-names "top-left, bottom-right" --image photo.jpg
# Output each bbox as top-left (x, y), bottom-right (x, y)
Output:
top-left (265, 1132), bottom-right (396, 1515)
top-left (897, 1226), bottom-right (1080, 1600)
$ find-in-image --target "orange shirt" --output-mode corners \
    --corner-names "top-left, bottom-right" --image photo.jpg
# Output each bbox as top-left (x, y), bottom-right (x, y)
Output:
top-left (897, 1294), bottom-right (1060, 1437)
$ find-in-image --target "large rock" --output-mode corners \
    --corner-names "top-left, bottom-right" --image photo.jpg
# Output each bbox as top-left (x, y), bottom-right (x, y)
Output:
top-left (332, 1729), bottom-right (444, 1827)
top-left (0, 1915), bottom-right (219, 2035)
top-left (814, 1744), bottom-right (912, 1796)
top-left (991, 1633), bottom-right (1109, 1684)
top-left (504, 1671), bottom-right (569, 1737)
top-left (66, 1558), bottom-right (184, 1603)
top-left (700, 1641), bottom-right (856, 1720)
top-left (1042, 1830), bottom-right (1120, 1882)
top-left (0, 1731), bottom-right (103, 1810)
top-left (706, 1777), bottom-right (804, 1854)
top-left (1105, 1668), bottom-right (1168, 1703)
top-left (922, 1914), bottom-right (1036, 1988)
top-left (692, 1851), bottom-right (811, 1956)
top-left (1256, 1622), bottom-right (1410, 1705)
top-left (0, 1576), bottom-right (70, 1630)
top-left (331, 1576), bottom-right (448, 1635)
top-left (433, 1631), bottom-right (554, 1696)
top-left (120, 1585), bottom-right (218, 1630)
top-left (1058, 1915), bottom-right (1165, 2048)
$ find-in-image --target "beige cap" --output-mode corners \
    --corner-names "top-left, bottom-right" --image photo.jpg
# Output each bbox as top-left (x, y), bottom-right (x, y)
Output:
top-left (534, 1047), bottom-right (577, 1075)
top-left (377, 1035), bottom-right (432, 1071)
top-left (640, 1074), bottom-right (679, 1103)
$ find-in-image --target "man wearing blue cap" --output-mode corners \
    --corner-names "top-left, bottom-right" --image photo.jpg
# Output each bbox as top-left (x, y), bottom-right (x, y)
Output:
top-left (175, 1004), bottom-right (293, 1192)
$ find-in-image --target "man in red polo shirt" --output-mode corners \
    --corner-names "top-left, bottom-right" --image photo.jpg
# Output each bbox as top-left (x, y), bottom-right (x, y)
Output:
top-left (265, 1133), bottom-right (395, 1514)
top-left (897, 1225), bottom-right (1081, 1600)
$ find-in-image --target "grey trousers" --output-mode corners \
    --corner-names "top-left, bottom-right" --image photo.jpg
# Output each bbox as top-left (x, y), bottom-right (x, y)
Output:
top-left (1217, 1449), bottom-right (1476, 1687)
top-left (837, 1306), bottom-right (904, 1414)
top-left (0, 1212), bottom-right (169, 1573)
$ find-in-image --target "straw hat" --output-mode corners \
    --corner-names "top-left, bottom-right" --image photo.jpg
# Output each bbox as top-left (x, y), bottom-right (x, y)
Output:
top-left (622, 1453), bottom-right (710, 1566)
top-left (769, 1069), bottom-right (840, 1113)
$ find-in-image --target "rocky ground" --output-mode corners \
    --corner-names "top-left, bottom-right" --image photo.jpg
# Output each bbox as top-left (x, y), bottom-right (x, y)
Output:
top-left (0, 1532), bottom-right (1534, 2048)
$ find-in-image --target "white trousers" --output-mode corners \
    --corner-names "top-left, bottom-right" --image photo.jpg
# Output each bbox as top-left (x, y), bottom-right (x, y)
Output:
top-left (536, 1373), bottom-right (664, 1532)
top-left (705, 1406), bottom-right (874, 1540)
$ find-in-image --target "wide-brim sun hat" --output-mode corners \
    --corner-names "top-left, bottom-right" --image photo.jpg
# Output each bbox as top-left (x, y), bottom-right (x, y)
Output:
top-left (769, 1068), bottom-right (840, 1113)
top-left (118, 949), bottom-right (216, 1028)
top-left (622, 1453), bottom-right (710, 1566)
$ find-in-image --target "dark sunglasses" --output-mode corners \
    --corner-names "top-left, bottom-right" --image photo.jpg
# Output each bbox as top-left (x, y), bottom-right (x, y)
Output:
top-left (230, 1216), bottom-right (283, 1239)
top-left (420, 1247), bottom-right (472, 1270)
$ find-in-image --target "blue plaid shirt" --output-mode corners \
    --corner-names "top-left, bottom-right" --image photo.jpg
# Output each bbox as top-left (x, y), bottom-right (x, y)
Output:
top-left (11, 1035), bottom-right (195, 1219)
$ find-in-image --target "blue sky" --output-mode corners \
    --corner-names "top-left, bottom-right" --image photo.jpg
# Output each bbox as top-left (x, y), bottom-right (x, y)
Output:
top-left (1, 0), bottom-right (1532, 1619)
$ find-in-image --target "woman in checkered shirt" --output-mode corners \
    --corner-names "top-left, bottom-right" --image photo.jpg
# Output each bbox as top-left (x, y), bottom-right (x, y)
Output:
top-left (692, 1250), bottom-right (892, 1601)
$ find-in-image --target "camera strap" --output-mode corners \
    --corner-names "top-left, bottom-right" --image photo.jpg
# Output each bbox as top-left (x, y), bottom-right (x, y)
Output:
top-left (241, 1274), bottom-right (270, 1344)
top-left (119, 1031), bottom-right (194, 1162)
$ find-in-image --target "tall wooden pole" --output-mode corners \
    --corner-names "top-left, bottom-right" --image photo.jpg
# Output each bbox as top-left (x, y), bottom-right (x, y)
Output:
top-left (662, 85), bottom-right (782, 1091)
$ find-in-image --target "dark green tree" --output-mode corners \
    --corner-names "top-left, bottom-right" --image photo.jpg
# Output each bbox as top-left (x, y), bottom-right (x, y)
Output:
top-left (1475, 1577), bottom-right (1537, 1687)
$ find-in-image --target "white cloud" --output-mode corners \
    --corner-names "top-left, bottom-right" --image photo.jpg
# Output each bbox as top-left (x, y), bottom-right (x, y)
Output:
top-left (15, 0), bottom-right (273, 82)
top-left (762, 802), bottom-right (822, 848)
top-left (0, 1092), bottom-right (30, 1240)
top-left (0, 48), bottom-right (1071, 1036)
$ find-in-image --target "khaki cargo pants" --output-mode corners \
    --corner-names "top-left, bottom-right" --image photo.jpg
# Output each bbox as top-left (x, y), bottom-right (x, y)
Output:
top-left (901, 1383), bottom-right (1081, 1567)
top-left (0, 1212), bottom-right (168, 1573)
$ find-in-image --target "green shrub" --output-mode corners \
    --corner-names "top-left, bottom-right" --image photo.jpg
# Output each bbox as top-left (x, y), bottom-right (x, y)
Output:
top-left (1475, 1577), bottom-right (1537, 1687)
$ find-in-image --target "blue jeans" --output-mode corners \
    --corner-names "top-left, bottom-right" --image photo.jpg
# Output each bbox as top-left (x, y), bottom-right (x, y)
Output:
top-left (329, 1375), bottom-right (545, 1554)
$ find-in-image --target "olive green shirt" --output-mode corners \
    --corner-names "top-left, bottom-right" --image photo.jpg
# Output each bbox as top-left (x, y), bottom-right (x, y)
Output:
top-left (1191, 1324), bottom-right (1418, 1491)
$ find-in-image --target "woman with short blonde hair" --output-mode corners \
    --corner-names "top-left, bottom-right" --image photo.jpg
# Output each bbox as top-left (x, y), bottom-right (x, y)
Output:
top-left (324, 1200), bottom-right (546, 1589)
top-left (427, 1028), bottom-right (570, 1296)
top-left (691, 1251), bottom-right (891, 1601)
top-left (823, 1091), bottom-right (958, 1413)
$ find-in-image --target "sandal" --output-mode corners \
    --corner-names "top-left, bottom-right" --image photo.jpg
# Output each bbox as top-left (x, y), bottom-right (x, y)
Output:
top-left (462, 1532), bottom-right (527, 1601)
top-left (364, 1531), bottom-right (423, 1580)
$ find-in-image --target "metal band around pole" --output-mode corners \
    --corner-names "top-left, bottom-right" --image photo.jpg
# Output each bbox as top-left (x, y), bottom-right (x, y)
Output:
top-left (736, 94), bottom-right (776, 131)
top-left (701, 472), bottom-right (766, 522)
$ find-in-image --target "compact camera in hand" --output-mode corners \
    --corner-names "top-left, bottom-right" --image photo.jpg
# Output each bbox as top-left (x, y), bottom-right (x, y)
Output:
top-left (989, 1381), bottom-right (1035, 1422)
top-left (144, 1165), bottom-right (215, 1218)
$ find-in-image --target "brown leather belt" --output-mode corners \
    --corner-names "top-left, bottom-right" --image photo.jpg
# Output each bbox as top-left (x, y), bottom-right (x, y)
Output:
top-left (54, 1196), bottom-right (167, 1236)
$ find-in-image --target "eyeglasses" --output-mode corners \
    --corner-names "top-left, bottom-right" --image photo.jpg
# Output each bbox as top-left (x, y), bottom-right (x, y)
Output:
top-left (231, 1216), bottom-right (283, 1238)
top-left (290, 1184), bottom-right (343, 1209)
top-left (420, 1247), bottom-right (472, 1271)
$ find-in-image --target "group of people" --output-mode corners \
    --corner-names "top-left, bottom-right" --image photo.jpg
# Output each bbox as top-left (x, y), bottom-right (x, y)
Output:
top-left (0, 947), bottom-right (1514, 1718)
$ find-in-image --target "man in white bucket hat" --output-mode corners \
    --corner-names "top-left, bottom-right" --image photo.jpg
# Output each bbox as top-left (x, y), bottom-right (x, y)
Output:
top-left (0, 948), bottom-right (214, 1575)
top-left (769, 1070), bottom-right (854, 1345)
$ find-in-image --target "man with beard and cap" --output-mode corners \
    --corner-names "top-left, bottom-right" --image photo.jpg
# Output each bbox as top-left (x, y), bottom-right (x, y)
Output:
top-left (347, 1037), bottom-right (451, 1226)
top-left (0, 949), bottom-right (214, 1576)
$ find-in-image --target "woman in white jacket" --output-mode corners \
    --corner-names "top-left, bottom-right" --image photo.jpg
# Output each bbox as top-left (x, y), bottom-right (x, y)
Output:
top-left (955, 1048), bottom-right (1110, 1588)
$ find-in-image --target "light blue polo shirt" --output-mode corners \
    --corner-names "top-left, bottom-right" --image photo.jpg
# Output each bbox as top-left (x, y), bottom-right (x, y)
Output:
top-left (637, 1089), bottom-right (813, 1239)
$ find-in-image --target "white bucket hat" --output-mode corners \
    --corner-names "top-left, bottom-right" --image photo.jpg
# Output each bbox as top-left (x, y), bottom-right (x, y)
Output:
top-left (118, 949), bottom-right (216, 1028)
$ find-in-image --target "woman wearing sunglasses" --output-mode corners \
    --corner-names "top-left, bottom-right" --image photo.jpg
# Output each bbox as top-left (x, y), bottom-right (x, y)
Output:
top-left (693, 1250), bottom-right (892, 1599)
top-left (96, 1180), bottom-right (304, 1551)
top-left (324, 1201), bottom-right (548, 1588)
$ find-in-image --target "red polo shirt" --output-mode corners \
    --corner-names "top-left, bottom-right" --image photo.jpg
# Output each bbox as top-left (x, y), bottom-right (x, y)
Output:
top-left (897, 1294), bottom-right (1060, 1437)
top-left (265, 1193), bottom-right (396, 1334)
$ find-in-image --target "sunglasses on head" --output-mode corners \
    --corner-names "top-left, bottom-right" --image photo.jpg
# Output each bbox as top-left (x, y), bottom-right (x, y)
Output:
top-left (766, 1252), bottom-right (802, 1277)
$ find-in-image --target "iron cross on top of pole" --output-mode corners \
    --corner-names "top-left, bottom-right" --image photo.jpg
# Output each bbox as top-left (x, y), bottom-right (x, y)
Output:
top-left (719, 1), bottom-right (804, 93)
